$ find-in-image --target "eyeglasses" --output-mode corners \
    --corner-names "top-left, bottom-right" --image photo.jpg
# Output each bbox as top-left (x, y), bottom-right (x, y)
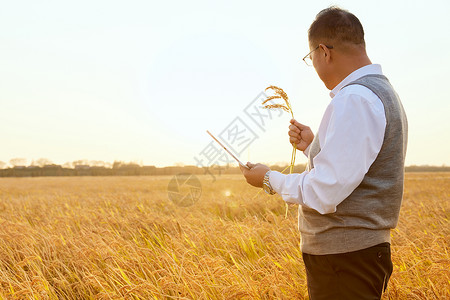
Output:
top-left (302, 44), bottom-right (334, 66)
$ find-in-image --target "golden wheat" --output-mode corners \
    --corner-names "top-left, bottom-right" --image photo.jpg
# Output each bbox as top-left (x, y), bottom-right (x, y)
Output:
top-left (262, 86), bottom-right (296, 175)
top-left (264, 86), bottom-right (290, 109)
top-left (0, 173), bottom-right (447, 299)
top-left (262, 104), bottom-right (290, 112)
top-left (261, 96), bottom-right (283, 105)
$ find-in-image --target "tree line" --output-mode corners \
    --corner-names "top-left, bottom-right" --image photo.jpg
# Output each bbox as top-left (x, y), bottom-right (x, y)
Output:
top-left (0, 159), bottom-right (448, 177)
top-left (0, 159), bottom-right (310, 177)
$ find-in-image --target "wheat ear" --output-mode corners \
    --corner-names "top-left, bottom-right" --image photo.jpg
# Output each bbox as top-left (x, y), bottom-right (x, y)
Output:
top-left (261, 85), bottom-right (298, 217)
top-left (262, 104), bottom-right (290, 112)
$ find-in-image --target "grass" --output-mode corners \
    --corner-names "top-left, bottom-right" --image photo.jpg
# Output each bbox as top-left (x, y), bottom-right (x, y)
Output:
top-left (0, 173), bottom-right (447, 299)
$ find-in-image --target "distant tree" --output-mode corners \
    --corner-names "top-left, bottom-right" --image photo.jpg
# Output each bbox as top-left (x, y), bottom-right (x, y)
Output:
top-left (130, 160), bottom-right (143, 167)
top-left (62, 162), bottom-right (73, 168)
top-left (73, 159), bottom-right (89, 167)
top-left (0, 161), bottom-right (6, 169)
top-left (9, 158), bottom-right (27, 167)
top-left (89, 160), bottom-right (106, 167)
top-left (33, 158), bottom-right (53, 167)
top-left (112, 161), bottom-right (123, 169)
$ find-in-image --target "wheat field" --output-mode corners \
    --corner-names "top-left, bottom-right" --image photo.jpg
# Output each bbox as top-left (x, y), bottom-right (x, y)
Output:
top-left (0, 173), bottom-right (448, 299)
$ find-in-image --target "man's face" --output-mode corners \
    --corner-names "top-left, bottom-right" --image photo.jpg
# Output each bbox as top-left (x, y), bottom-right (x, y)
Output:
top-left (310, 42), bottom-right (333, 90)
top-left (310, 44), bottom-right (326, 84)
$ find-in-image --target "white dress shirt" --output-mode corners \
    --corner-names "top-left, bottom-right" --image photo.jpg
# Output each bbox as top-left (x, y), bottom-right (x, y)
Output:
top-left (269, 64), bottom-right (386, 214)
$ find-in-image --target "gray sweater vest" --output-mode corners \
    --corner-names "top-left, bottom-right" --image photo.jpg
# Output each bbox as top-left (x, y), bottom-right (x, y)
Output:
top-left (300, 74), bottom-right (408, 255)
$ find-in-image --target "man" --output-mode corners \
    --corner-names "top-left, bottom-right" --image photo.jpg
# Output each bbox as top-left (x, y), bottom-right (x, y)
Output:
top-left (240, 6), bottom-right (408, 300)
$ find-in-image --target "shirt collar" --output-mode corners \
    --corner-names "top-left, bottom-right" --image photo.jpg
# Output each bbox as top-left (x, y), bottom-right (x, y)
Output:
top-left (329, 64), bottom-right (383, 98)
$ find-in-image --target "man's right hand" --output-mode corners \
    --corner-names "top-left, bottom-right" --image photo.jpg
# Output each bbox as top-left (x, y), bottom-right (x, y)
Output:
top-left (288, 119), bottom-right (314, 151)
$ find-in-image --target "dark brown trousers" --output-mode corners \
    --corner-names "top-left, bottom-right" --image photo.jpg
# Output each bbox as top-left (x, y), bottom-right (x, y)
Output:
top-left (302, 242), bottom-right (393, 300)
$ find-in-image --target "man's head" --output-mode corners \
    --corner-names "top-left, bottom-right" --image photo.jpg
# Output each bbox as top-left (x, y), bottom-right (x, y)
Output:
top-left (306, 7), bottom-right (371, 90)
top-left (308, 7), bottom-right (365, 50)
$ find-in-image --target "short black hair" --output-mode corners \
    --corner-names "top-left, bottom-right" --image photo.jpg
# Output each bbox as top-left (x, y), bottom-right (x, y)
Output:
top-left (308, 6), bottom-right (365, 47)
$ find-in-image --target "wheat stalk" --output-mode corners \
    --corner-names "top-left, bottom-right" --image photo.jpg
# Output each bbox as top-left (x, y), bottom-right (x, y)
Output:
top-left (262, 104), bottom-right (290, 112)
top-left (260, 86), bottom-right (297, 218)
top-left (261, 95), bottom-right (282, 105)
top-left (262, 86), bottom-right (296, 174)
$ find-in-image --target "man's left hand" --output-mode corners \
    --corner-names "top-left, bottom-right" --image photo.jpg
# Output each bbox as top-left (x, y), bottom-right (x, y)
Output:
top-left (239, 162), bottom-right (270, 188)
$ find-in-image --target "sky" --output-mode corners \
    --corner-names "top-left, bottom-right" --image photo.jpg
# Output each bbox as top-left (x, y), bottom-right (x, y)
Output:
top-left (0, 0), bottom-right (449, 168)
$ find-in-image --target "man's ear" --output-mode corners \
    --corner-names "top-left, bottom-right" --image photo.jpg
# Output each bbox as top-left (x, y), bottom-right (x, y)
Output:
top-left (319, 44), bottom-right (332, 62)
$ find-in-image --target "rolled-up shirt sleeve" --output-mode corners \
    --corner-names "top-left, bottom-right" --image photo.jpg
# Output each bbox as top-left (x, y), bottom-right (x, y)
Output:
top-left (269, 89), bottom-right (386, 214)
top-left (302, 145), bottom-right (311, 157)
